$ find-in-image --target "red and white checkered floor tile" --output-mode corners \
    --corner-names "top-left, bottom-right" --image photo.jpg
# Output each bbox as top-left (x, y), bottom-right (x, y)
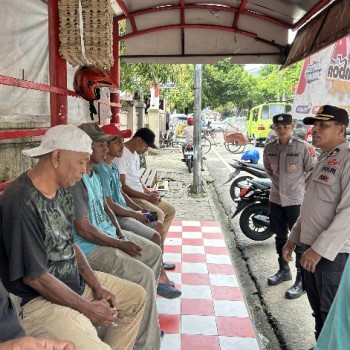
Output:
top-left (159, 220), bottom-right (259, 350)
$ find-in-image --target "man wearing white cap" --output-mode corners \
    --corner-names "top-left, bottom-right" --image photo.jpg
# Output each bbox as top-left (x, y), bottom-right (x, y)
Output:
top-left (0, 125), bottom-right (146, 350)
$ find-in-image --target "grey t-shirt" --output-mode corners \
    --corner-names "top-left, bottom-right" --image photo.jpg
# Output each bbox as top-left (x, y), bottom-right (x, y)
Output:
top-left (0, 172), bottom-right (84, 306)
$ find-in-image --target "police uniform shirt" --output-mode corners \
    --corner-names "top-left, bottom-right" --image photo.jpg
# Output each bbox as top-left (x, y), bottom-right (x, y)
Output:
top-left (289, 142), bottom-right (350, 261)
top-left (263, 137), bottom-right (316, 206)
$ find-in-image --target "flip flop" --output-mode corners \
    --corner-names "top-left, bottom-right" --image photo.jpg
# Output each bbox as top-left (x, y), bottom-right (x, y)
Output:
top-left (157, 283), bottom-right (181, 299)
top-left (163, 262), bottom-right (176, 270)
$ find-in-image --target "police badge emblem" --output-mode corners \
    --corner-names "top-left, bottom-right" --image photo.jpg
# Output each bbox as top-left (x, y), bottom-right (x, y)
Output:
top-left (289, 164), bottom-right (296, 171)
top-left (328, 159), bottom-right (339, 166)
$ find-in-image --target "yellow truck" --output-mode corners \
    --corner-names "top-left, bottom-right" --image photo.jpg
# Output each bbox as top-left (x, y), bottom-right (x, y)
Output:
top-left (246, 101), bottom-right (292, 146)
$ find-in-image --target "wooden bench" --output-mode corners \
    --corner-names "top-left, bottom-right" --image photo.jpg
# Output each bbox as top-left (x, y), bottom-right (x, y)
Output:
top-left (140, 167), bottom-right (157, 188)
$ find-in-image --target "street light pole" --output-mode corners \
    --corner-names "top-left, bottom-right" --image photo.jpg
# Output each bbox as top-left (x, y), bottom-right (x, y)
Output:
top-left (191, 64), bottom-right (203, 194)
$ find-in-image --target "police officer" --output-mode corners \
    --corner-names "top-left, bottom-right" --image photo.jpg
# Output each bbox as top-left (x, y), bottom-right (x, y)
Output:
top-left (283, 105), bottom-right (350, 340)
top-left (264, 113), bottom-right (316, 299)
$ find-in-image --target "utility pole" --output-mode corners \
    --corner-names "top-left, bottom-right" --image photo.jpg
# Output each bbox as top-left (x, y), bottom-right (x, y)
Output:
top-left (191, 64), bottom-right (203, 194)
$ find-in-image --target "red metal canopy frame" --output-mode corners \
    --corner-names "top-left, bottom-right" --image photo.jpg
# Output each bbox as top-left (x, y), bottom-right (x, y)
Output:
top-left (0, 0), bottom-right (338, 140)
top-left (115, 0), bottom-right (333, 61)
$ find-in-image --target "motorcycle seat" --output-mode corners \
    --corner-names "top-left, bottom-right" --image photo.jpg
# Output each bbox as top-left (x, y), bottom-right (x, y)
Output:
top-left (249, 178), bottom-right (271, 189)
top-left (237, 160), bottom-right (265, 171)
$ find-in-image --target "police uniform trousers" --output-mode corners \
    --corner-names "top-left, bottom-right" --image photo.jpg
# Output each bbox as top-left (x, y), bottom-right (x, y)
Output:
top-left (269, 202), bottom-right (303, 267)
top-left (301, 244), bottom-right (348, 339)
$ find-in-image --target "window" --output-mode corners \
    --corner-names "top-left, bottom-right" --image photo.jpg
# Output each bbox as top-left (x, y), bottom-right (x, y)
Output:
top-left (261, 105), bottom-right (269, 120)
top-left (253, 109), bottom-right (259, 122)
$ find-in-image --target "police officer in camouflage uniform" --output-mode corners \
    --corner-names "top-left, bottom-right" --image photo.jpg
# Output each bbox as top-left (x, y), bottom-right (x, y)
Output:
top-left (283, 105), bottom-right (350, 340)
top-left (264, 113), bottom-right (316, 299)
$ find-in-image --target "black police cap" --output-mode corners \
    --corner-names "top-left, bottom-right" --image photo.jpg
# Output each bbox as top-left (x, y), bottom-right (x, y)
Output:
top-left (272, 113), bottom-right (292, 125)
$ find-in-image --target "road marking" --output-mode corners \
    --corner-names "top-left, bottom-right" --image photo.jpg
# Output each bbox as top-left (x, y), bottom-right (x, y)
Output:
top-left (211, 146), bottom-right (233, 172)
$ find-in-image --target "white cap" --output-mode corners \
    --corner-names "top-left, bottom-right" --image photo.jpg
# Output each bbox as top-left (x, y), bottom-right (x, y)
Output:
top-left (22, 124), bottom-right (93, 158)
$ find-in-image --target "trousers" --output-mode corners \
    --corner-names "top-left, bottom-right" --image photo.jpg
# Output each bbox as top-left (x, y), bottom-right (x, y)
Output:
top-left (87, 230), bottom-right (162, 350)
top-left (269, 202), bottom-right (302, 267)
top-left (20, 271), bottom-right (145, 350)
top-left (131, 197), bottom-right (176, 235)
top-left (302, 248), bottom-right (348, 339)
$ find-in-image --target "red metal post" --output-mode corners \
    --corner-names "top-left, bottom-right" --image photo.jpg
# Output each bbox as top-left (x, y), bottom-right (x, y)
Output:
top-left (111, 20), bottom-right (121, 124)
top-left (48, 0), bottom-right (68, 126)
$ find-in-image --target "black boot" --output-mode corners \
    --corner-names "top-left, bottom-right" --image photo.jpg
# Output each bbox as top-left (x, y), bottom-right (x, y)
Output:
top-left (268, 258), bottom-right (292, 286)
top-left (285, 268), bottom-right (305, 299)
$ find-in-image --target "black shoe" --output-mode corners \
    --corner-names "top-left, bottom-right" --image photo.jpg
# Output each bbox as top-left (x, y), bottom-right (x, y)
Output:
top-left (268, 269), bottom-right (292, 286)
top-left (285, 280), bottom-right (305, 299)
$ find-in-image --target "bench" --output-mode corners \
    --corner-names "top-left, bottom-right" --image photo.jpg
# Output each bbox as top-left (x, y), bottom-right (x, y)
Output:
top-left (140, 167), bottom-right (157, 188)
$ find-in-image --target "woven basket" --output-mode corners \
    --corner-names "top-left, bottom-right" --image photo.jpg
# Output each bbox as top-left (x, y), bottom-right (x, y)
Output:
top-left (58, 0), bottom-right (114, 68)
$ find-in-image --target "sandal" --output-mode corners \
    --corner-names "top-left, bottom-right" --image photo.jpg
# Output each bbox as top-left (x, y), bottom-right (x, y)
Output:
top-left (157, 283), bottom-right (181, 299)
top-left (163, 262), bottom-right (176, 270)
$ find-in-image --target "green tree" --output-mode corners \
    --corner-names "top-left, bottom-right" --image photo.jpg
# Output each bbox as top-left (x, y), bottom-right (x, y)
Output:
top-left (202, 59), bottom-right (255, 117)
top-left (119, 20), bottom-right (184, 98)
top-left (255, 62), bottom-right (302, 103)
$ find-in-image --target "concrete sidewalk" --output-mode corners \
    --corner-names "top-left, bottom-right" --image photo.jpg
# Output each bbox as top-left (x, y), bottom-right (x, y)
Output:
top-left (147, 148), bottom-right (261, 349)
top-left (146, 148), bottom-right (217, 221)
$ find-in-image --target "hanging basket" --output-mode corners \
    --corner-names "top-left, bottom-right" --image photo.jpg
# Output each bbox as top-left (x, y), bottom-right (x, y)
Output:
top-left (58, 0), bottom-right (114, 68)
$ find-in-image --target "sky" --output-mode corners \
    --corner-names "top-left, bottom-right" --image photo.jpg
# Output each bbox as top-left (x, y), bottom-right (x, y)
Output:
top-left (245, 64), bottom-right (263, 76)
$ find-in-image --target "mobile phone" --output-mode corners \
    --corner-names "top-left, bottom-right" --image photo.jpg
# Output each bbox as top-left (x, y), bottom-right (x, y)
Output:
top-left (150, 211), bottom-right (158, 221)
top-left (144, 212), bottom-right (158, 222)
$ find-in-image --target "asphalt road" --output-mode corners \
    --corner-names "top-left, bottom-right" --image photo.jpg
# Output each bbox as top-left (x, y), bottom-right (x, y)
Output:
top-left (203, 134), bottom-right (315, 350)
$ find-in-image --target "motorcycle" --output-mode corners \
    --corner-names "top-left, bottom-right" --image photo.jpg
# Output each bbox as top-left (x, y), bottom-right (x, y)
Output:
top-left (230, 178), bottom-right (272, 241)
top-left (183, 142), bottom-right (194, 173)
top-left (160, 127), bottom-right (175, 148)
top-left (223, 160), bottom-right (268, 200)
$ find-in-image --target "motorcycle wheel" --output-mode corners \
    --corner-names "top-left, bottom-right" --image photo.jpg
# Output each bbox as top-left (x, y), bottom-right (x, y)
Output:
top-left (239, 203), bottom-right (273, 241)
top-left (186, 158), bottom-right (192, 173)
top-left (229, 175), bottom-right (253, 200)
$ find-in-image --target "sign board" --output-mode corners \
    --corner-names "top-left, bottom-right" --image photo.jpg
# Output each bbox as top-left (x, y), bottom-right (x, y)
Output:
top-left (159, 82), bottom-right (176, 88)
top-left (292, 35), bottom-right (350, 119)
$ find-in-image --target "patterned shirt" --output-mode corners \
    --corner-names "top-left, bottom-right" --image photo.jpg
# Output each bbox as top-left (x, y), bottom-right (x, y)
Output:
top-left (0, 173), bottom-right (83, 306)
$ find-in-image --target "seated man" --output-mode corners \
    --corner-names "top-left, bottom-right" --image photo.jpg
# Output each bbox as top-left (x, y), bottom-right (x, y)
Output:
top-left (70, 123), bottom-right (179, 350)
top-left (0, 279), bottom-right (75, 350)
top-left (0, 125), bottom-right (145, 350)
top-left (114, 128), bottom-right (177, 268)
top-left (97, 123), bottom-right (181, 290)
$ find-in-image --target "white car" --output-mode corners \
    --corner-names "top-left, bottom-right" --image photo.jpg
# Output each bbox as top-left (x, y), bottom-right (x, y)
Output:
top-left (208, 120), bottom-right (224, 131)
top-left (169, 114), bottom-right (187, 126)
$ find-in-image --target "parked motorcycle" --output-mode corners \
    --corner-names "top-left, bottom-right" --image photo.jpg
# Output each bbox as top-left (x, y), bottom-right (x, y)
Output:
top-left (230, 178), bottom-right (272, 241)
top-left (223, 160), bottom-right (268, 200)
top-left (183, 142), bottom-right (194, 173)
top-left (160, 127), bottom-right (175, 148)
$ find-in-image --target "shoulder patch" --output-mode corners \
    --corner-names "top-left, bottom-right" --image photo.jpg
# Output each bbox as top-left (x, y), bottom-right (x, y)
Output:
top-left (308, 146), bottom-right (316, 158)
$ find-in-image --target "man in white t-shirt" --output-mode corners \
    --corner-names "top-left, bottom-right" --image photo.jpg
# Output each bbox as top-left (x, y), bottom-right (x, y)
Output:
top-left (114, 127), bottom-right (177, 271)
